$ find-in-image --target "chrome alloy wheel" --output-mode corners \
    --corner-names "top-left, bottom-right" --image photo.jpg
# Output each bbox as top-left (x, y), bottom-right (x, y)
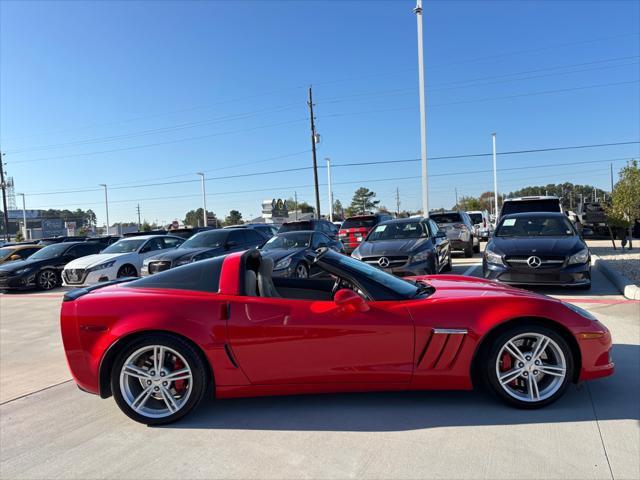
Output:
top-left (495, 332), bottom-right (567, 403)
top-left (38, 270), bottom-right (58, 290)
top-left (119, 345), bottom-right (193, 419)
top-left (295, 263), bottom-right (308, 278)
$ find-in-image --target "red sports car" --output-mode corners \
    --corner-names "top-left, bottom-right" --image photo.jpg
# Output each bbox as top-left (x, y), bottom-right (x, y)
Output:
top-left (61, 248), bottom-right (614, 425)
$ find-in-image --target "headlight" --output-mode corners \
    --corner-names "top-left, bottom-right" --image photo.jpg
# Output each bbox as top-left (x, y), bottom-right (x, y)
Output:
top-left (484, 246), bottom-right (504, 266)
top-left (174, 257), bottom-right (192, 267)
top-left (568, 248), bottom-right (589, 265)
top-left (351, 248), bottom-right (362, 260)
top-left (14, 267), bottom-right (33, 275)
top-left (412, 250), bottom-right (431, 262)
top-left (274, 257), bottom-right (292, 270)
top-left (87, 260), bottom-right (116, 272)
top-left (564, 302), bottom-right (598, 321)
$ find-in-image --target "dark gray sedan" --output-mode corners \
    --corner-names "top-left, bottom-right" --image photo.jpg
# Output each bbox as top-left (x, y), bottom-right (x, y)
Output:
top-left (351, 217), bottom-right (451, 276)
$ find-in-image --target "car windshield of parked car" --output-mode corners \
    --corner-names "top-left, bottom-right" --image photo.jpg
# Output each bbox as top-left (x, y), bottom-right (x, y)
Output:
top-left (341, 217), bottom-right (376, 229)
top-left (262, 233), bottom-right (311, 250)
top-left (180, 231), bottom-right (226, 249)
top-left (501, 199), bottom-right (561, 216)
top-left (429, 213), bottom-right (462, 224)
top-left (468, 213), bottom-right (483, 224)
top-left (367, 222), bottom-right (427, 241)
top-left (28, 243), bottom-right (69, 260)
top-left (496, 216), bottom-right (576, 237)
top-left (279, 222), bottom-right (312, 233)
top-left (0, 247), bottom-right (15, 258)
top-left (102, 239), bottom-right (146, 254)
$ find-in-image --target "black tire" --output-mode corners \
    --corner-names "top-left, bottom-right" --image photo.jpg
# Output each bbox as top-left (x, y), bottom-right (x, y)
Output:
top-left (575, 282), bottom-right (592, 291)
top-left (464, 242), bottom-right (473, 258)
top-left (36, 269), bottom-right (59, 290)
top-left (294, 262), bottom-right (309, 278)
top-left (482, 324), bottom-right (574, 409)
top-left (473, 238), bottom-right (481, 254)
top-left (111, 333), bottom-right (208, 425)
top-left (117, 264), bottom-right (138, 278)
top-left (442, 250), bottom-right (452, 272)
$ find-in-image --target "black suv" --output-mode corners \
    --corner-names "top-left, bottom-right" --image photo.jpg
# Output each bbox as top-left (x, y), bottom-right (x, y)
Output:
top-left (278, 219), bottom-right (339, 239)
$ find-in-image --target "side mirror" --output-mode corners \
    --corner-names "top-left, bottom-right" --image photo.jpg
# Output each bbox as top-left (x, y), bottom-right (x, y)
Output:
top-left (436, 231), bottom-right (446, 238)
top-left (334, 288), bottom-right (369, 313)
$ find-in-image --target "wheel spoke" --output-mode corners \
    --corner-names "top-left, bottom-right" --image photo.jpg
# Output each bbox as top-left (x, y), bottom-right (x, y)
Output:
top-left (131, 386), bottom-right (153, 412)
top-left (531, 336), bottom-right (550, 362)
top-left (538, 365), bottom-right (566, 377)
top-left (165, 368), bottom-right (191, 382)
top-left (505, 341), bottom-right (526, 362)
top-left (499, 367), bottom-right (524, 385)
top-left (528, 374), bottom-right (540, 401)
top-left (160, 387), bottom-right (179, 413)
top-left (123, 364), bottom-right (151, 380)
top-left (154, 346), bottom-right (164, 372)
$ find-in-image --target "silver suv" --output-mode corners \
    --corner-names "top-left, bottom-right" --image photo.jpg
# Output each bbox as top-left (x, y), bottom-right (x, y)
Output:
top-left (429, 211), bottom-right (479, 258)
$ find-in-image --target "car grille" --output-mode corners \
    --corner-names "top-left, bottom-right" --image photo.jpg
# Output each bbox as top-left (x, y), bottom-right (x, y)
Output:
top-left (362, 256), bottom-right (409, 268)
top-left (505, 255), bottom-right (565, 269)
top-left (64, 269), bottom-right (87, 284)
top-left (148, 261), bottom-right (171, 274)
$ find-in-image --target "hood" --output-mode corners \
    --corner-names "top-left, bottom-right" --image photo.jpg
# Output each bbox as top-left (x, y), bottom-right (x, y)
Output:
top-left (260, 248), bottom-right (305, 264)
top-left (65, 253), bottom-right (126, 269)
top-left (356, 238), bottom-right (429, 257)
top-left (490, 236), bottom-right (584, 256)
top-left (147, 247), bottom-right (225, 263)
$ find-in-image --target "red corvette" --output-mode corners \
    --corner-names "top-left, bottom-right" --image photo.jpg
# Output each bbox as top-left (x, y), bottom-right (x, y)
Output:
top-left (61, 248), bottom-right (614, 425)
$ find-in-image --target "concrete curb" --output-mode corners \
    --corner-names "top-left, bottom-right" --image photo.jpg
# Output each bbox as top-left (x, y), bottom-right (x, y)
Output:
top-left (592, 254), bottom-right (640, 300)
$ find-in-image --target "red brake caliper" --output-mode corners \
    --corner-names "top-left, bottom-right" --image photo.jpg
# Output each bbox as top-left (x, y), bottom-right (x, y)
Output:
top-left (173, 357), bottom-right (186, 394)
top-left (501, 352), bottom-right (513, 383)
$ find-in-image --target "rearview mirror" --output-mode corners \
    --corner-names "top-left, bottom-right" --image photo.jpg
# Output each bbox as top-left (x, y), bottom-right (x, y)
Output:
top-left (334, 289), bottom-right (369, 313)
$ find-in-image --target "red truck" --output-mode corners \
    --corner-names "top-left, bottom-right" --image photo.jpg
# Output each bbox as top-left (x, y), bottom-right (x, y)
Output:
top-left (338, 214), bottom-right (393, 254)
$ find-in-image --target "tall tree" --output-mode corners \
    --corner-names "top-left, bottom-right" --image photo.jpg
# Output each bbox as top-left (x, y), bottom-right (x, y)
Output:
top-left (184, 208), bottom-right (205, 227)
top-left (348, 187), bottom-right (379, 216)
top-left (456, 196), bottom-right (483, 211)
top-left (606, 160), bottom-right (640, 249)
top-left (224, 210), bottom-right (243, 226)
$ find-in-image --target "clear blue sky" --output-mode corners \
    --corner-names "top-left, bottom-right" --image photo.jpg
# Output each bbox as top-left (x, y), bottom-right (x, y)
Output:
top-left (1, 0), bottom-right (638, 226)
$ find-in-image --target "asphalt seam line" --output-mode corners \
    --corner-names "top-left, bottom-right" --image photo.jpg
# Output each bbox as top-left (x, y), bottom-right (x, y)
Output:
top-left (462, 264), bottom-right (481, 276)
top-left (586, 382), bottom-right (615, 480)
top-left (0, 379), bottom-right (73, 406)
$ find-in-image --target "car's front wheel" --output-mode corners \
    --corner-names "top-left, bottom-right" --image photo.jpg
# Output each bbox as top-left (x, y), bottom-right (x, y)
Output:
top-left (111, 334), bottom-right (208, 425)
top-left (117, 264), bottom-right (137, 278)
top-left (484, 325), bottom-right (573, 409)
top-left (37, 269), bottom-right (59, 290)
top-left (294, 262), bottom-right (309, 278)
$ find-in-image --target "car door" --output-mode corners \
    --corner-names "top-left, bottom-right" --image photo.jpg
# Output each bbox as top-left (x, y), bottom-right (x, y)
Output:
top-left (139, 237), bottom-right (166, 263)
top-left (428, 220), bottom-right (449, 268)
top-left (227, 294), bottom-right (414, 385)
top-left (243, 229), bottom-right (266, 249)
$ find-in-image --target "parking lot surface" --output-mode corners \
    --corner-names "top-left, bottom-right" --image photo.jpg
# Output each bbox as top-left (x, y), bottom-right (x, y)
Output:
top-left (1, 249), bottom-right (638, 480)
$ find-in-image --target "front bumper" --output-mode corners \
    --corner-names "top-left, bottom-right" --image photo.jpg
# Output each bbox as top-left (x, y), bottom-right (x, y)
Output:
top-left (577, 325), bottom-right (615, 381)
top-left (0, 272), bottom-right (37, 290)
top-left (358, 257), bottom-right (433, 277)
top-left (63, 270), bottom-right (112, 287)
top-left (483, 260), bottom-right (591, 286)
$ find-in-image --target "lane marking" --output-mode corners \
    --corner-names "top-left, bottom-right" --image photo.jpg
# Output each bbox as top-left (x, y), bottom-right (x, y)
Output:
top-left (0, 379), bottom-right (73, 406)
top-left (462, 264), bottom-right (481, 276)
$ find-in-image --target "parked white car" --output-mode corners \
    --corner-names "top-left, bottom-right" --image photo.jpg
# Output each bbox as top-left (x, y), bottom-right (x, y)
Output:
top-left (467, 210), bottom-right (494, 241)
top-left (62, 235), bottom-right (184, 287)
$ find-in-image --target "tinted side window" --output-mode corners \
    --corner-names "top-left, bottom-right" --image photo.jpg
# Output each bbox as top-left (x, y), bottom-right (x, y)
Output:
top-left (143, 238), bottom-right (165, 252)
top-left (244, 230), bottom-right (264, 245)
top-left (428, 220), bottom-right (439, 236)
top-left (66, 244), bottom-right (97, 258)
top-left (228, 231), bottom-right (244, 244)
top-left (127, 257), bottom-right (225, 293)
top-left (18, 248), bottom-right (37, 258)
top-left (162, 237), bottom-right (183, 249)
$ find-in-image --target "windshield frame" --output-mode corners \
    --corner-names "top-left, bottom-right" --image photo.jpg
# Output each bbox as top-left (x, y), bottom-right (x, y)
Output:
top-left (180, 230), bottom-right (228, 249)
top-left (102, 238), bottom-right (146, 254)
top-left (495, 215), bottom-right (577, 238)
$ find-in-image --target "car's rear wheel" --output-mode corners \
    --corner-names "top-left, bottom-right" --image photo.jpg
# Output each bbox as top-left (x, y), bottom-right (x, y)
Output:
top-left (442, 250), bottom-right (452, 272)
top-left (473, 237), bottom-right (481, 253)
top-left (117, 264), bottom-right (137, 278)
top-left (111, 334), bottom-right (207, 425)
top-left (37, 269), bottom-right (59, 290)
top-left (464, 242), bottom-right (473, 258)
top-left (484, 325), bottom-right (573, 409)
top-left (294, 262), bottom-right (309, 278)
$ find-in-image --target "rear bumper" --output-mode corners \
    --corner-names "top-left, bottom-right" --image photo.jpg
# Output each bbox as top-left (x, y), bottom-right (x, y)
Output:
top-left (449, 239), bottom-right (470, 251)
top-left (482, 261), bottom-right (591, 286)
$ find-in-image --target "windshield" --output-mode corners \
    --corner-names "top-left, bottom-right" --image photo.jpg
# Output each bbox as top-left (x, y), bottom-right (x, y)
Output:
top-left (468, 213), bottom-right (483, 224)
top-left (430, 213), bottom-right (462, 224)
top-left (279, 222), bottom-right (311, 232)
top-left (102, 239), bottom-right (145, 254)
top-left (320, 251), bottom-right (419, 298)
top-left (29, 243), bottom-right (70, 260)
top-left (501, 199), bottom-right (561, 216)
top-left (262, 232), bottom-right (311, 250)
top-left (0, 247), bottom-right (15, 258)
top-left (367, 222), bottom-right (427, 241)
top-left (341, 217), bottom-right (376, 229)
top-left (496, 216), bottom-right (576, 237)
top-left (181, 231), bottom-right (227, 249)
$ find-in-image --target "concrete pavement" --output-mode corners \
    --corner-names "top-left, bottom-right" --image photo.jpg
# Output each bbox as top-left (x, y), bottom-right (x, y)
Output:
top-left (1, 249), bottom-right (638, 480)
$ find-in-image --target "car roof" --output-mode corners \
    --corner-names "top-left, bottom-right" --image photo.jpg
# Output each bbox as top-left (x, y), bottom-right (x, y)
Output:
top-left (277, 230), bottom-right (315, 235)
top-left (504, 196), bottom-right (560, 201)
top-left (119, 234), bottom-right (181, 240)
top-left (379, 217), bottom-right (425, 225)
top-left (430, 210), bottom-right (463, 214)
top-left (501, 212), bottom-right (568, 219)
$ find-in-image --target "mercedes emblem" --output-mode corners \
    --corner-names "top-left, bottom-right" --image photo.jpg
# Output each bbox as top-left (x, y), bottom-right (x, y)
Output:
top-left (378, 257), bottom-right (390, 268)
top-left (527, 256), bottom-right (542, 269)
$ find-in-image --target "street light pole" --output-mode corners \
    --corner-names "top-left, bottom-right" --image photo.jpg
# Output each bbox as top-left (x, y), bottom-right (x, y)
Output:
top-left (197, 173), bottom-right (207, 227)
top-left (326, 157), bottom-right (334, 222)
top-left (414, 0), bottom-right (429, 218)
top-left (492, 133), bottom-right (499, 218)
top-left (99, 184), bottom-right (109, 235)
top-left (18, 193), bottom-right (27, 240)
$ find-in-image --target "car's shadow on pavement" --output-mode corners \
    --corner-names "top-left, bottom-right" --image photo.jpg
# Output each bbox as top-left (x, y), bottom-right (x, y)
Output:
top-left (164, 343), bottom-right (638, 432)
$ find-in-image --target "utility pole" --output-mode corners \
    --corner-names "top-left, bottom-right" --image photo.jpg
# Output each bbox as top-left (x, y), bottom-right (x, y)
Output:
top-left (593, 186), bottom-right (597, 202)
top-left (0, 152), bottom-right (9, 241)
top-left (18, 193), bottom-right (27, 240)
top-left (294, 191), bottom-right (298, 221)
top-left (197, 172), bottom-right (207, 227)
top-left (136, 204), bottom-right (141, 230)
top-left (308, 87), bottom-right (321, 219)
top-left (414, 0), bottom-right (429, 218)
top-left (610, 162), bottom-right (614, 192)
top-left (455, 188), bottom-right (459, 209)
top-left (326, 157), bottom-right (334, 222)
top-left (492, 133), bottom-right (499, 218)
top-left (99, 184), bottom-right (109, 236)
top-left (395, 187), bottom-right (401, 217)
